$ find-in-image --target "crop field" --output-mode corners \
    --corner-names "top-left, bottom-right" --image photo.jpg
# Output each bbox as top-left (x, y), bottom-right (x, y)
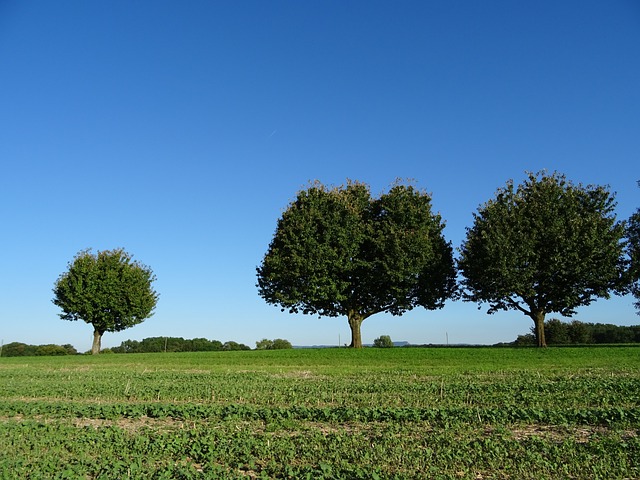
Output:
top-left (0, 347), bottom-right (639, 479)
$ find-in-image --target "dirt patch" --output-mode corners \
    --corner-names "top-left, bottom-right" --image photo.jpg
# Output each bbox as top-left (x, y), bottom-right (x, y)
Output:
top-left (0, 414), bottom-right (191, 433)
top-left (510, 424), bottom-right (638, 443)
top-left (270, 370), bottom-right (323, 380)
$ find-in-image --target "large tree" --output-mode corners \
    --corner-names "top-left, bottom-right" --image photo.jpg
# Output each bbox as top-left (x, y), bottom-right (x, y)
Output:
top-left (627, 181), bottom-right (640, 314)
top-left (458, 171), bottom-right (626, 347)
top-left (53, 248), bottom-right (159, 354)
top-left (256, 181), bottom-right (456, 348)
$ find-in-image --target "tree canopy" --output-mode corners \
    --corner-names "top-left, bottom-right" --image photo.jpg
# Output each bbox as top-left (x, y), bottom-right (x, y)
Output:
top-left (255, 338), bottom-right (293, 350)
top-left (257, 180), bottom-right (456, 348)
top-left (53, 248), bottom-right (158, 354)
top-left (627, 181), bottom-right (640, 314)
top-left (458, 171), bottom-right (626, 347)
top-left (513, 319), bottom-right (640, 346)
top-left (373, 335), bottom-right (394, 348)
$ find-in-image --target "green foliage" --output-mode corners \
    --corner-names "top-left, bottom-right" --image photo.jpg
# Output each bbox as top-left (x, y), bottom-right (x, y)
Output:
top-left (541, 319), bottom-right (571, 345)
top-left (517, 319), bottom-right (640, 345)
top-left (222, 341), bottom-right (251, 351)
top-left (514, 334), bottom-right (536, 346)
top-left (255, 338), bottom-right (293, 350)
top-left (1, 342), bottom-right (77, 357)
top-left (627, 182), bottom-right (640, 314)
top-left (459, 171), bottom-right (626, 347)
top-left (257, 180), bottom-right (456, 348)
top-left (111, 337), bottom-right (225, 354)
top-left (272, 338), bottom-right (292, 349)
top-left (0, 348), bottom-right (638, 479)
top-left (255, 338), bottom-right (273, 350)
top-left (373, 335), bottom-right (394, 348)
top-left (52, 248), bottom-right (159, 354)
top-left (1, 342), bottom-right (37, 357)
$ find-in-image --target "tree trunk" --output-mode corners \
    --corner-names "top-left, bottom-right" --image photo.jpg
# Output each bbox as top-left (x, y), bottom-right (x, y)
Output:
top-left (92, 329), bottom-right (104, 355)
top-left (531, 310), bottom-right (547, 347)
top-left (347, 312), bottom-right (364, 348)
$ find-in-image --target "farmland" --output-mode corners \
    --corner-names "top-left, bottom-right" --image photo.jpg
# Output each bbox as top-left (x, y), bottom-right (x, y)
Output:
top-left (0, 347), bottom-right (638, 479)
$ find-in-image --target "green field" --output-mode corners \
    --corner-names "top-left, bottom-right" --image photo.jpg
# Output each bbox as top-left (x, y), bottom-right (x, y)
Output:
top-left (1, 347), bottom-right (639, 479)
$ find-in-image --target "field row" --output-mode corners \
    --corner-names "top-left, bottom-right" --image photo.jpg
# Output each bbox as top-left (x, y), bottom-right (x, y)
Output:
top-left (1, 415), bottom-right (638, 479)
top-left (1, 400), bottom-right (639, 427)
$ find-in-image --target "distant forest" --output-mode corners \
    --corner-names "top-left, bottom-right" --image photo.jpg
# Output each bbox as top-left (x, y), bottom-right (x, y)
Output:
top-left (513, 319), bottom-right (640, 346)
top-left (2, 321), bottom-right (639, 357)
top-left (110, 337), bottom-right (252, 353)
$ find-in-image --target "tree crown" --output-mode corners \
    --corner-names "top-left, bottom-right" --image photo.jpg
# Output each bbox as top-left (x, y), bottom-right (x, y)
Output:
top-left (626, 180), bottom-right (640, 314)
top-left (257, 180), bottom-right (456, 321)
top-left (458, 171), bottom-right (626, 318)
top-left (53, 248), bottom-right (158, 334)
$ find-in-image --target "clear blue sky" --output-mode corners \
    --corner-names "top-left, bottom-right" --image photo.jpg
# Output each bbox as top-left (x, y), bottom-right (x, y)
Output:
top-left (1, 1), bottom-right (638, 351)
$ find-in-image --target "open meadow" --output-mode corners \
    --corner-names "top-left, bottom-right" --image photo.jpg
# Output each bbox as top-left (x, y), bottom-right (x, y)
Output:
top-left (1, 347), bottom-right (639, 479)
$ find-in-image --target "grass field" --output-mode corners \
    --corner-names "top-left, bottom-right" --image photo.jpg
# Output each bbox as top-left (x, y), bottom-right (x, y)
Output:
top-left (1, 347), bottom-right (639, 479)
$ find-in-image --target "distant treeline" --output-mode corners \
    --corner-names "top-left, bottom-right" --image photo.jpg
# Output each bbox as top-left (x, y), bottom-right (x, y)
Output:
top-left (1, 342), bottom-right (78, 357)
top-left (4, 323), bottom-right (638, 357)
top-left (0, 337), bottom-right (254, 357)
top-left (109, 337), bottom-right (251, 353)
top-left (514, 319), bottom-right (640, 346)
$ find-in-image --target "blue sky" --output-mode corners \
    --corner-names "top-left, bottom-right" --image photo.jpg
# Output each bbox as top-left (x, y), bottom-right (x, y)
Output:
top-left (1, 1), bottom-right (639, 351)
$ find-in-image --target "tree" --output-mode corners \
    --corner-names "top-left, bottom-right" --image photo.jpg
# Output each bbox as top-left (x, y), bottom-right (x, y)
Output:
top-left (373, 335), bottom-right (394, 348)
top-left (53, 248), bottom-right (158, 355)
top-left (35, 344), bottom-right (69, 356)
top-left (257, 181), bottom-right (456, 348)
top-left (627, 181), bottom-right (640, 314)
top-left (222, 341), bottom-right (250, 351)
top-left (255, 338), bottom-right (292, 350)
top-left (255, 338), bottom-right (274, 350)
top-left (458, 171), bottom-right (626, 347)
top-left (1, 342), bottom-right (36, 357)
top-left (567, 320), bottom-right (592, 344)
top-left (538, 319), bottom-right (570, 345)
top-left (271, 338), bottom-right (292, 349)
top-left (190, 338), bottom-right (223, 352)
top-left (1, 342), bottom-right (77, 357)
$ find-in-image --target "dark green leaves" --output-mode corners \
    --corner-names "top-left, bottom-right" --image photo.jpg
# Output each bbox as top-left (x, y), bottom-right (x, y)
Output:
top-left (626, 183), bottom-right (640, 314)
top-left (257, 180), bottom-right (456, 345)
top-left (53, 248), bottom-right (158, 336)
top-left (459, 171), bottom-right (626, 321)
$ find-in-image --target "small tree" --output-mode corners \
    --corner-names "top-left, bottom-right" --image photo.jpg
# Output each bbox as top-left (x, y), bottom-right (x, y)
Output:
top-left (459, 172), bottom-right (626, 347)
top-left (53, 248), bottom-right (158, 355)
top-left (257, 180), bottom-right (456, 348)
top-left (373, 335), bottom-right (394, 348)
